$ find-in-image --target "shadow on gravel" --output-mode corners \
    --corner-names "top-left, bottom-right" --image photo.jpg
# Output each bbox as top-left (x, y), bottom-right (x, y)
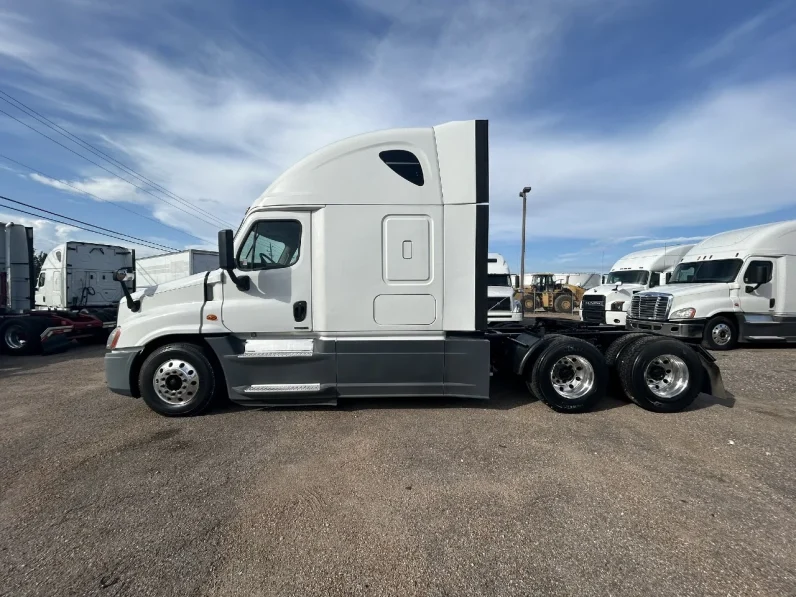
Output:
top-left (688, 391), bottom-right (736, 410)
top-left (0, 344), bottom-right (105, 379)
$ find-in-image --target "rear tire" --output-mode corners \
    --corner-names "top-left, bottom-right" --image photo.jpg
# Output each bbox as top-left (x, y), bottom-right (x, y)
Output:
top-left (553, 294), bottom-right (573, 313)
top-left (618, 337), bottom-right (704, 412)
top-left (138, 343), bottom-right (217, 416)
top-left (527, 337), bottom-right (608, 413)
top-left (604, 332), bottom-right (649, 396)
top-left (702, 316), bottom-right (737, 350)
top-left (0, 318), bottom-right (41, 355)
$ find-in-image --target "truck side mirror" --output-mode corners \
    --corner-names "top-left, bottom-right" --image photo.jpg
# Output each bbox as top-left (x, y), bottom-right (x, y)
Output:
top-left (218, 229), bottom-right (250, 291)
top-left (113, 269), bottom-right (140, 312)
top-left (218, 229), bottom-right (236, 270)
top-left (744, 264), bottom-right (769, 293)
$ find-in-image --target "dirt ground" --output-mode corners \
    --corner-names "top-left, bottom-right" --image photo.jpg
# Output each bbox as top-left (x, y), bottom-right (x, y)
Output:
top-left (0, 344), bottom-right (794, 597)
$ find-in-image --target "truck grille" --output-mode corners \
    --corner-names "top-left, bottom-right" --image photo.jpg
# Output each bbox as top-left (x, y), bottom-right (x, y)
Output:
top-left (629, 294), bottom-right (671, 321)
top-left (487, 296), bottom-right (510, 311)
top-left (580, 295), bottom-right (605, 323)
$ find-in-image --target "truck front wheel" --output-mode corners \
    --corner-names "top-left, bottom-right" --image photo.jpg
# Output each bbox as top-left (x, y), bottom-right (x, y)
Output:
top-left (138, 343), bottom-right (217, 416)
top-left (618, 337), bottom-right (704, 412)
top-left (527, 337), bottom-right (608, 413)
top-left (702, 316), bottom-right (737, 350)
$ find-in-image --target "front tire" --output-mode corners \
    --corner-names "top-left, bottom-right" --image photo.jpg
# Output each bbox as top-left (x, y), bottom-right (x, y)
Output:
top-left (138, 343), bottom-right (217, 416)
top-left (702, 316), bottom-right (737, 350)
top-left (618, 337), bottom-right (704, 412)
top-left (527, 337), bottom-right (608, 412)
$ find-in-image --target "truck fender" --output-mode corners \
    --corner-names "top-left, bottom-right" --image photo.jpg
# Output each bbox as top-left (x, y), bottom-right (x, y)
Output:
top-left (692, 345), bottom-right (728, 399)
top-left (511, 332), bottom-right (560, 376)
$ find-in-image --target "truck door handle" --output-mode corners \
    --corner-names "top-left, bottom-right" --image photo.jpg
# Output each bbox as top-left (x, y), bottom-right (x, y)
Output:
top-left (293, 301), bottom-right (307, 322)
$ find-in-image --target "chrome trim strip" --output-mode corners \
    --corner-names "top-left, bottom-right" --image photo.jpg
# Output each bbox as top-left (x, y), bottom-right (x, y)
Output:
top-left (244, 383), bottom-right (321, 393)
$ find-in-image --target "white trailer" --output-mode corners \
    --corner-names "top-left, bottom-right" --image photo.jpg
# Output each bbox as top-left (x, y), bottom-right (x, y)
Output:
top-left (628, 221), bottom-right (796, 349)
top-left (487, 253), bottom-right (521, 323)
top-left (104, 120), bottom-right (725, 417)
top-left (136, 250), bottom-right (218, 291)
top-left (581, 245), bottom-right (694, 326)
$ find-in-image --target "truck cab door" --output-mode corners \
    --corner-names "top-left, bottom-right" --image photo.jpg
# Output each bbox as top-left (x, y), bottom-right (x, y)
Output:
top-left (739, 259), bottom-right (775, 314)
top-left (221, 211), bottom-right (312, 334)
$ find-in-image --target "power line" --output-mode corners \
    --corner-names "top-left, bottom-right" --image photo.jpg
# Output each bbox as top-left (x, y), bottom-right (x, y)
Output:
top-left (0, 106), bottom-right (231, 230)
top-left (0, 88), bottom-right (233, 227)
top-left (0, 153), bottom-right (211, 245)
top-left (0, 194), bottom-right (177, 252)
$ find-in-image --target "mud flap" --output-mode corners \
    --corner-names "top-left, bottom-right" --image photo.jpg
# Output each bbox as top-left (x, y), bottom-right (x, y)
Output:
top-left (693, 346), bottom-right (727, 399)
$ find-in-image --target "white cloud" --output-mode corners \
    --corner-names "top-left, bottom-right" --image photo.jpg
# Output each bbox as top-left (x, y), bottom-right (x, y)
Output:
top-left (633, 236), bottom-right (707, 248)
top-left (28, 173), bottom-right (144, 203)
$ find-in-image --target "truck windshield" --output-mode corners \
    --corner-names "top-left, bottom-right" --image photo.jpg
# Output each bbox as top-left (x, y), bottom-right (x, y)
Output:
top-left (670, 259), bottom-right (743, 283)
top-left (487, 274), bottom-right (512, 287)
top-left (605, 270), bottom-right (649, 285)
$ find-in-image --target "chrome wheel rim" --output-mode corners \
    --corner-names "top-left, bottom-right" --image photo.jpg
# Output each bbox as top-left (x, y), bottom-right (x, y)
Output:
top-left (711, 323), bottom-right (732, 346)
top-left (4, 325), bottom-right (27, 350)
top-left (549, 355), bottom-right (595, 399)
top-left (644, 354), bottom-right (689, 399)
top-left (152, 358), bottom-right (200, 406)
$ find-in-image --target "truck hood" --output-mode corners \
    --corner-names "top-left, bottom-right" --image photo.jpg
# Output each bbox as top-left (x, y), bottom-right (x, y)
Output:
top-left (585, 283), bottom-right (645, 298)
top-left (117, 271), bottom-right (209, 326)
top-left (649, 282), bottom-right (731, 299)
top-left (131, 271), bottom-right (209, 300)
top-left (488, 286), bottom-right (515, 298)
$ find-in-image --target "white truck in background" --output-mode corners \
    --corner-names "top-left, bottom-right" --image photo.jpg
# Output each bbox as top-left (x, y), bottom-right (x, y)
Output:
top-left (487, 252), bottom-right (522, 323)
top-left (104, 119), bottom-right (725, 417)
top-left (580, 245), bottom-right (694, 326)
top-left (2, 227), bottom-right (127, 354)
top-left (136, 250), bottom-right (218, 291)
top-left (36, 241), bottom-right (134, 311)
top-left (628, 221), bottom-right (796, 350)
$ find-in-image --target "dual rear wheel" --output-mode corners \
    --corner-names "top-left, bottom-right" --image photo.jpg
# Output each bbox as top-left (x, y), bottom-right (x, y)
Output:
top-left (526, 334), bottom-right (703, 413)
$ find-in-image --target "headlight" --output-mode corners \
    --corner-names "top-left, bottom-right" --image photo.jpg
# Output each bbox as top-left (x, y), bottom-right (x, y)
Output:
top-left (512, 299), bottom-right (522, 313)
top-left (610, 301), bottom-right (625, 311)
top-left (106, 327), bottom-right (122, 349)
top-left (669, 307), bottom-right (696, 320)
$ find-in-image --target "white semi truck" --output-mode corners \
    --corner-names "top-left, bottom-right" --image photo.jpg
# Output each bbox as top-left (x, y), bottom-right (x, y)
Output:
top-left (487, 253), bottom-right (522, 323)
top-left (580, 245), bottom-right (694, 326)
top-left (104, 120), bottom-right (724, 416)
top-left (136, 250), bottom-right (218, 291)
top-left (628, 221), bottom-right (796, 350)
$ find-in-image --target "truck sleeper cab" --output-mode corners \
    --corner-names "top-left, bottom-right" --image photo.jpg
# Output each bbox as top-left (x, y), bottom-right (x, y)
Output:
top-left (105, 120), bottom-right (725, 416)
top-left (627, 220), bottom-right (796, 350)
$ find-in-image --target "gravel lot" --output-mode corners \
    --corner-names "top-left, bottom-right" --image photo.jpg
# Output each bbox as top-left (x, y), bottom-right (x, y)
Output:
top-left (1, 343), bottom-right (794, 597)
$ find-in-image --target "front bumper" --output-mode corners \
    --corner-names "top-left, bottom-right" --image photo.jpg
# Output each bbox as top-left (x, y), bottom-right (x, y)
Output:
top-left (104, 347), bottom-right (143, 397)
top-left (627, 318), bottom-right (706, 340)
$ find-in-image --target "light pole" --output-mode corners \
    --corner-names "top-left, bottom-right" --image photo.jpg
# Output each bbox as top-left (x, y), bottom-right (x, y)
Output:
top-left (519, 186), bottom-right (531, 319)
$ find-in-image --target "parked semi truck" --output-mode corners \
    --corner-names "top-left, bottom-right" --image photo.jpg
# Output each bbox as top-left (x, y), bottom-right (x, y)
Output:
top-left (136, 249), bottom-right (218, 291)
top-left (628, 220), bottom-right (796, 350)
top-left (580, 245), bottom-right (694, 326)
top-left (104, 120), bottom-right (725, 416)
top-left (1, 224), bottom-right (120, 354)
top-left (487, 253), bottom-right (522, 323)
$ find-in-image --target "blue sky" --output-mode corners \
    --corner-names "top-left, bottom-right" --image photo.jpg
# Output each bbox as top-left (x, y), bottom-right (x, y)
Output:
top-left (1, 0), bottom-right (795, 272)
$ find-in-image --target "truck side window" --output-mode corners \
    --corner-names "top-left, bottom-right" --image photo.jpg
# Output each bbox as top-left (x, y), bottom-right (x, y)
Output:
top-left (649, 272), bottom-right (660, 288)
top-left (379, 150), bottom-right (424, 186)
top-left (237, 220), bottom-right (302, 271)
top-left (743, 260), bottom-right (772, 284)
top-left (38, 272), bottom-right (45, 287)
